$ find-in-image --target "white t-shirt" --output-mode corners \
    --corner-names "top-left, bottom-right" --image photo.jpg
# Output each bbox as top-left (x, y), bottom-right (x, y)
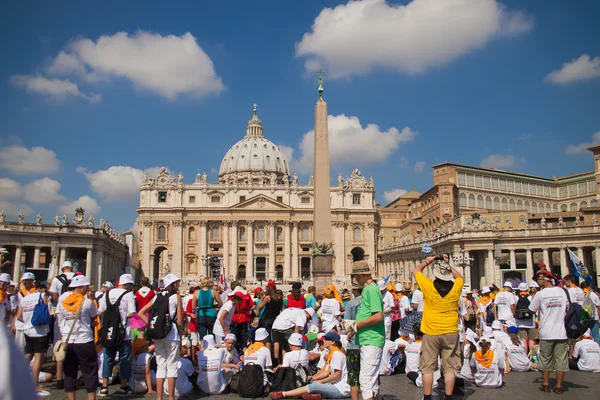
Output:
top-left (272, 308), bottom-right (307, 331)
top-left (197, 347), bottom-right (227, 394)
top-left (98, 288), bottom-right (136, 341)
top-left (282, 349), bottom-right (309, 369)
top-left (589, 291), bottom-right (600, 320)
top-left (132, 352), bottom-right (152, 382)
top-left (501, 337), bottom-right (530, 372)
top-left (470, 350), bottom-right (505, 388)
top-left (382, 291), bottom-right (395, 325)
top-left (224, 347), bottom-right (240, 364)
top-left (529, 286), bottom-right (568, 340)
top-left (213, 300), bottom-right (234, 338)
top-left (49, 272), bottom-right (75, 296)
top-left (324, 350), bottom-right (350, 396)
top-left (573, 339), bottom-right (600, 371)
top-left (164, 357), bottom-right (195, 397)
top-left (244, 346), bottom-right (272, 370)
top-left (58, 295), bottom-right (98, 344)
top-left (20, 292), bottom-right (50, 337)
top-left (320, 298), bottom-right (341, 333)
top-left (411, 290), bottom-right (424, 312)
top-left (494, 291), bottom-right (515, 321)
top-left (404, 340), bottom-right (422, 373)
top-left (457, 344), bottom-right (475, 381)
top-left (399, 296), bottom-right (411, 319)
top-left (568, 286), bottom-right (585, 306)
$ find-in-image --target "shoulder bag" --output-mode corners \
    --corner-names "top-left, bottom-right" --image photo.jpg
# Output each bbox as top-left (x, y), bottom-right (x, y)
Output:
top-left (53, 300), bottom-right (84, 362)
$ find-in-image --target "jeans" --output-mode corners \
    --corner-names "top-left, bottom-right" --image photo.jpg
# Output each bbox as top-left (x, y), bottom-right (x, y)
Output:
top-left (307, 383), bottom-right (346, 398)
top-left (102, 340), bottom-right (132, 380)
top-left (591, 321), bottom-right (600, 346)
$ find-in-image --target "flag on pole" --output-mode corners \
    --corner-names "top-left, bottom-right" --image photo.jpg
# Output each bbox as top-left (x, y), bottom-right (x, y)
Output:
top-left (567, 248), bottom-right (592, 283)
top-left (384, 274), bottom-right (391, 284)
top-left (219, 258), bottom-right (227, 290)
top-left (422, 243), bottom-right (433, 255)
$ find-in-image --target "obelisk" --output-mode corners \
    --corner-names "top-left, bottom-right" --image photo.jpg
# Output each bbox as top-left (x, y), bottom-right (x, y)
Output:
top-left (312, 70), bottom-right (334, 291)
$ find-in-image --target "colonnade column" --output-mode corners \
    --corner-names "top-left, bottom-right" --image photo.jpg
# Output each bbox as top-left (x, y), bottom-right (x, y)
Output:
top-left (542, 248), bottom-right (550, 267)
top-left (292, 222), bottom-right (299, 279)
top-left (199, 221), bottom-right (208, 277)
top-left (595, 247), bottom-right (600, 280)
top-left (487, 249), bottom-right (495, 286)
top-left (284, 222), bottom-right (291, 281)
top-left (464, 250), bottom-right (472, 287)
top-left (559, 248), bottom-right (569, 278)
top-left (231, 221), bottom-right (238, 280)
top-left (247, 222), bottom-right (254, 277)
top-left (509, 249), bottom-right (516, 270)
top-left (12, 246), bottom-right (22, 280)
top-left (97, 251), bottom-right (104, 285)
top-left (142, 221), bottom-right (152, 279)
top-left (223, 222), bottom-right (230, 277)
top-left (86, 248), bottom-right (93, 283)
top-left (172, 220), bottom-right (183, 277)
top-left (268, 221), bottom-right (276, 280)
top-left (526, 249), bottom-right (533, 281)
top-left (33, 247), bottom-right (41, 269)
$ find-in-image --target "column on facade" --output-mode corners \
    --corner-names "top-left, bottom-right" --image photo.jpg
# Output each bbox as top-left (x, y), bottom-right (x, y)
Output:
top-left (33, 247), bottom-right (41, 269)
top-left (143, 221), bottom-right (152, 279)
top-left (247, 222), bottom-right (254, 277)
top-left (559, 248), bottom-right (569, 278)
top-left (97, 250), bottom-right (104, 285)
top-left (525, 249), bottom-right (533, 281)
top-left (59, 248), bottom-right (67, 268)
top-left (172, 221), bottom-right (183, 277)
top-left (464, 250), bottom-right (472, 287)
top-left (231, 221), bottom-right (238, 280)
top-left (86, 248), bottom-right (93, 283)
top-left (268, 221), bottom-right (276, 280)
top-left (291, 222), bottom-right (299, 279)
top-left (284, 222), bottom-right (291, 281)
top-left (577, 247), bottom-right (584, 262)
top-left (487, 249), bottom-right (495, 286)
top-left (199, 222), bottom-right (208, 277)
top-left (366, 223), bottom-right (375, 267)
top-left (509, 249), bottom-right (516, 270)
top-left (223, 222), bottom-right (230, 277)
top-left (542, 248), bottom-right (550, 268)
top-left (12, 246), bottom-right (22, 280)
top-left (333, 223), bottom-right (343, 278)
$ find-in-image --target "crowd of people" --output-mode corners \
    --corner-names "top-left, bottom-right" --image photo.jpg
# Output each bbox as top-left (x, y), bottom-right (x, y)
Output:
top-left (1, 256), bottom-right (600, 400)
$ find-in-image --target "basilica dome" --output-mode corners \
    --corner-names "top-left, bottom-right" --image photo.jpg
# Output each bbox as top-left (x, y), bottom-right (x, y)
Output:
top-left (218, 106), bottom-right (290, 185)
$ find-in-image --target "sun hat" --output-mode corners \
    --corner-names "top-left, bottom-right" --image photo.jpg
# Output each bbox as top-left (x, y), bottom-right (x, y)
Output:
top-left (324, 332), bottom-right (341, 342)
top-left (61, 260), bottom-right (73, 270)
top-left (482, 326), bottom-right (493, 336)
top-left (377, 280), bottom-right (386, 290)
top-left (69, 275), bottom-right (91, 288)
top-left (288, 333), bottom-right (303, 347)
top-left (255, 328), bottom-right (269, 341)
top-left (351, 260), bottom-right (371, 275)
top-left (518, 282), bottom-right (528, 291)
top-left (0, 273), bottom-right (11, 283)
top-left (308, 325), bottom-right (319, 334)
top-left (351, 281), bottom-right (363, 290)
top-left (481, 286), bottom-right (491, 294)
top-left (507, 326), bottom-right (519, 334)
top-left (479, 335), bottom-right (493, 343)
top-left (9, 281), bottom-right (17, 286)
top-left (225, 333), bottom-right (237, 341)
top-left (163, 273), bottom-right (181, 289)
top-left (503, 281), bottom-right (513, 289)
top-left (118, 274), bottom-right (134, 285)
top-left (433, 261), bottom-right (454, 281)
top-left (491, 320), bottom-right (503, 330)
top-left (253, 287), bottom-right (263, 295)
top-left (102, 281), bottom-right (114, 289)
top-left (395, 283), bottom-right (404, 292)
top-left (22, 272), bottom-right (35, 280)
top-left (230, 291), bottom-right (245, 299)
top-left (529, 281), bottom-right (539, 288)
top-left (267, 280), bottom-right (276, 287)
top-left (305, 307), bottom-right (316, 318)
top-left (203, 335), bottom-right (216, 349)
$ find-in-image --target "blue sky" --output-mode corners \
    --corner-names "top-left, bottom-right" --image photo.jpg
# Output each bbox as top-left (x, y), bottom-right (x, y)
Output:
top-left (1, 0), bottom-right (599, 232)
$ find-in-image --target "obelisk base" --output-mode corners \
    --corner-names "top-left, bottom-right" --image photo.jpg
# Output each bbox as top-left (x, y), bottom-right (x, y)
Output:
top-left (312, 254), bottom-right (334, 292)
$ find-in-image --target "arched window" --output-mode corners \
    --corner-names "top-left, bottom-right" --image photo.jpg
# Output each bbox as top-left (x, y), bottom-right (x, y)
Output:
top-left (580, 201), bottom-right (588, 209)
top-left (570, 202), bottom-right (578, 212)
top-left (525, 201), bottom-right (530, 212)
top-left (591, 199), bottom-right (598, 207)
top-left (157, 225), bottom-right (166, 241)
top-left (560, 204), bottom-right (568, 212)
top-left (494, 197), bottom-right (500, 210)
top-left (502, 198), bottom-right (508, 211)
top-left (477, 195), bottom-right (483, 208)
top-left (509, 199), bottom-right (516, 211)
top-left (188, 226), bottom-right (195, 241)
top-left (459, 193), bottom-right (467, 206)
top-left (353, 227), bottom-right (361, 241)
top-left (485, 196), bottom-right (492, 209)
top-left (239, 227), bottom-right (246, 241)
top-left (531, 201), bottom-right (538, 213)
top-left (276, 227), bottom-right (283, 241)
top-left (257, 224), bottom-right (266, 241)
top-left (211, 225), bottom-right (220, 241)
top-left (468, 194), bottom-right (475, 207)
top-left (517, 199), bottom-right (523, 209)
top-left (553, 204), bottom-right (558, 212)
top-left (301, 225), bottom-right (310, 241)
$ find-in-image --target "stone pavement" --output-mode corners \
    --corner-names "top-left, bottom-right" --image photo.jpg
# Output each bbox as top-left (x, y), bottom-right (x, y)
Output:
top-left (40, 370), bottom-right (597, 400)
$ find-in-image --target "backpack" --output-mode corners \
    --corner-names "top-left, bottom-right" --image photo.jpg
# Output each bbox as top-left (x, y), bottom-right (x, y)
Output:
top-left (582, 293), bottom-right (596, 318)
top-left (293, 364), bottom-right (310, 388)
top-left (516, 292), bottom-right (532, 319)
top-left (270, 367), bottom-right (297, 392)
top-left (31, 294), bottom-right (52, 326)
top-left (485, 300), bottom-right (495, 324)
top-left (56, 274), bottom-right (72, 295)
top-left (563, 288), bottom-right (594, 339)
top-left (145, 292), bottom-right (176, 340)
top-left (237, 363), bottom-right (265, 398)
top-left (99, 290), bottom-right (128, 348)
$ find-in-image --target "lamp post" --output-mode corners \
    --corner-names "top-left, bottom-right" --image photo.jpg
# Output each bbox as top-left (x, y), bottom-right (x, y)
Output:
top-left (452, 249), bottom-right (473, 286)
top-left (202, 255), bottom-right (223, 281)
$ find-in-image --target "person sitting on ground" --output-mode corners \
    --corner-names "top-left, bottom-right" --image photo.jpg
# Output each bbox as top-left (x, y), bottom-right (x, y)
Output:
top-left (494, 282), bottom-right (516, 326)
top-left (164, 349), bottom-right (196, 398)
top-left (569, 329), bottom-right (600, 372)
top-left (244, 328), bottom-right (273, 390)
top-left (405, 325), bottom-right (441, 389)
top-left (269, 332), bottom-right (350, 400)
top-left (130, 338), bottom-right (156, 394)
top-left (470, 335), bottom-right (505, 388)
top-left (279, 333), bottom-right (309, 369)
top-left (456, 330), bottom-right (477, 382)
top-left (220, 333), bottom-right (242, 386)
top-left (197, 334), bottom-right (228, 394)
top-left (502, 326), bottom-right (532, 372)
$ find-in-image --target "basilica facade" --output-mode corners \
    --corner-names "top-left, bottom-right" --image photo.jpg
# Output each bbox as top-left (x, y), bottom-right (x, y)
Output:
top-left (136, 107), bottom-right (378, 286)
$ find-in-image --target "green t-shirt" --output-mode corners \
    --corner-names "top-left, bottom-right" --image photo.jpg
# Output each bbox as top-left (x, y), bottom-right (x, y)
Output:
top-left (355, 282), bottom-right (385, 348)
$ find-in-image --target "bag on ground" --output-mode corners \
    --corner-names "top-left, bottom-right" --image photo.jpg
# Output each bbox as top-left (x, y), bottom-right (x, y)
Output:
top-left (270, 366), bottom-right (296, 392)
top-left (237, 363), bottom-right (265, 398)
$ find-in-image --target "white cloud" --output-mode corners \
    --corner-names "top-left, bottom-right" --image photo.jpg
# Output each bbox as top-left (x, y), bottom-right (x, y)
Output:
top-left (296, 0), bottom-right (533, 78)
top-left (290, 114), bottom-right (416, 174)
top-left (127, 219), bottom-right (139, 236)
top-left (480, 154), bottom-right (524, 169)
top-left (23, 177), bottom-right (66, 204)
top-left (398, 157), bottom-right (409, 168)
top-left (77, 165), bottom-right (166, 201)
top-left (0, 145), bottom-right (60, 174)
top-left (47, 31), bottom-right (224, 100)
top-left (566, 131), bottom-right (600, 155)
top-left (10, 75), bottom-right (101, 103)
top-left (414, 161), bottom-right (426, 173)
top-left (278, 145), bottom-right (295, 168)
top-left (383, 188), bottom-right (408, 204)
top-left (546, 54), bottom-right (600, 84)
top-left (0, 178), bottom-right (22, 200)
top-left (59, 195), bottom-right (100, 215)
top-left (0, 201), bottom-right (34, 219)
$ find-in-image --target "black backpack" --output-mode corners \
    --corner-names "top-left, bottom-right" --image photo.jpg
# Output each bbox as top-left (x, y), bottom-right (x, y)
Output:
top-left (145, 292), bottom-right (176, 340)
top-left (270, 367), bottom-right (297, 392)
top-left (99, 290), bottom-right (128, 348)
top-left (563, 288), bottom-right (594, 339)
top-left (516, 293), bottom-right (532, 319)
top-left (56, 274), bottom-right (72, 295)
top-left (237, 363), bottom-right (265, 398)
top-left (485, 300), bottom-right (495, 324)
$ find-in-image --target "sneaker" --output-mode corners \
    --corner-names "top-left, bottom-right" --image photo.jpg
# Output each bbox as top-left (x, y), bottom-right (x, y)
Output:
top-left (301, 394), bottom-right (322, 400)
top-left (269, 392), bottom-right (284, 400)
top-left (36, 391), bottom-right (51, 398)
top-left (97, 387), bottom-right (109, 397)
top-left (114, 386), bottom-right (135, 396)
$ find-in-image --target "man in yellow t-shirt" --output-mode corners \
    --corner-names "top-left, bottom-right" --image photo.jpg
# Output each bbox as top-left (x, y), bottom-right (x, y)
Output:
top-left (412, 254), bottom-right (463, 400)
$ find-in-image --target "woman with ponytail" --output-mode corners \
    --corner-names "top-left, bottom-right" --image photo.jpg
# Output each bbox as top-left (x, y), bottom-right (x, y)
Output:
top-left (469, 336), bottom-right (505, 388)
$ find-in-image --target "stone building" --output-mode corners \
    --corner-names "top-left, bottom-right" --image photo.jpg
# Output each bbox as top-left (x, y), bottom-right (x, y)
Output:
top-left (379, 145), bottom-right (600, 289)
top-left (0, 208), bottom-right (128, 285)
top-left (136, 106), bottom-right (378, 286)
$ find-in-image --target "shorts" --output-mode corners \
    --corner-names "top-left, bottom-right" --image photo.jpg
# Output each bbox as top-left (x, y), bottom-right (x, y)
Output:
top-left (518, 327), bottom-right (539, 341)
top-left (420, 333), bottom-right (461, 374)
top-left (24, 335), bottom-right (49, 355)
top-left (538, 340), bottom-right (569, 372)
top-left (360, 345), bottom-right (382, 399)
top-left (272, 328), bottom-right (294, 353)
top-left (346, 349), bottom-right (360, 387)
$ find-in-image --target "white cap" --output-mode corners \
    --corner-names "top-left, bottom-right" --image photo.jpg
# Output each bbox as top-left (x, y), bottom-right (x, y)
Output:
top-left (102, 281), bottom-right (114, 289)
top-left (491, 320), bottom-right (503, 330)
top-left (255, 328), bottom-right (269, 341)
top-left (288, 333), bottom-right (303, 347)
top-left (395, 283), bottom-right (404, 292)
top-left (308, 324), bottom-right (319, 334)
top-left (481, 286), bottom-right (491, 294)
top-left (479, 335), bottom-right (493, 343)
top-left (224, 333), bottom-right (237, 342)
top-left (529, 281), bottom-right (539, 288)
top-left (305, 308), bottom-right (315, 318)
top-left (163, 273), bottom-right (181, 289)
top-left (482, 326), bottom-right (493, 336)
top-left (9, 281), bottom-right (17, 286)
top-left (22, 272), bottom-right (35, 280)
top-left (61, 260), bottom-right (73, 270)
top-left (69, 275), bottom-right (91, 288)
top-left (518, 282), bottom-right (528, 291)
top-left (118, 274), bottom-right (134, 285)
top-left (203, 335), bottom-right (216, 349)
top-left (503, 281), bottom-right (513, 289)
top-left (0, 273), bottom-right (11, 283)
top-left (377, 280), bottom-right (387, 290)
